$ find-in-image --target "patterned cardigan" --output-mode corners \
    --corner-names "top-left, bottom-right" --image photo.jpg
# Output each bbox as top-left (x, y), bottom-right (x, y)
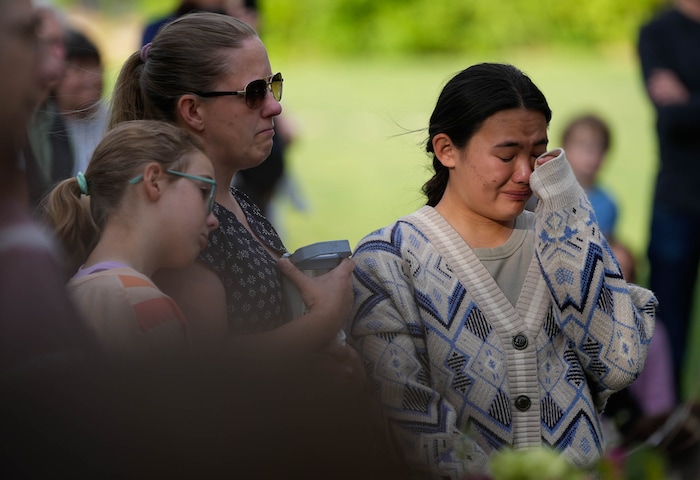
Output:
top-left (348, 150), bottom-right (657, 478)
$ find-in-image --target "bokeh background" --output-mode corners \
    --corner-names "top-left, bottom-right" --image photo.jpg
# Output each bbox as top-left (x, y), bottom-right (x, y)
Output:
top-left (52, 0), bottom-right (699, 399)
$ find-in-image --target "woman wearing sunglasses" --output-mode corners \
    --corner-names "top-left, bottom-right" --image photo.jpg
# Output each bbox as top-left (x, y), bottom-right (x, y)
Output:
top-left (42, 120), bottom-right (219, 358)
top-left (109, 13), bottom-right (360, 375)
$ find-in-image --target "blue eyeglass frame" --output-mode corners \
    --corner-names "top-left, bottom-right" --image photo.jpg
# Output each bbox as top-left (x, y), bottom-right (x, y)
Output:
top-left (129, 170), bottom-right (217, 214)
top-left (193, 72), bottom-right (283, 109)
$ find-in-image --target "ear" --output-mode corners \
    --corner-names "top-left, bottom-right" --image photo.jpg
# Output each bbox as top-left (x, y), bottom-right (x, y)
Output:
top-left (432, 133), bottom-right (457, 168)
top-left (177, 94), bottom-right (205, 132)
top-left (141, 162), bottom-right (166, 203)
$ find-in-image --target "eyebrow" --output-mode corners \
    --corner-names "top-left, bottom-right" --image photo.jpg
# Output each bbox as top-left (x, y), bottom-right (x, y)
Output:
top-left (494, 137), bottom-right (549, 148)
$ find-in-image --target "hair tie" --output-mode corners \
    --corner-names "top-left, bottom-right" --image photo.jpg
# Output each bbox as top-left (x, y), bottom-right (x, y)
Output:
top-left (76, 171), bottom-right (89, 196)
top-left (140, 42), bottom-right (152, 62)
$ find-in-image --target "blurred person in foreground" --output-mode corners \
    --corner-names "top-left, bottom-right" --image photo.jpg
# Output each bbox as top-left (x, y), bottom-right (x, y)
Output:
top-left (638, 0), bottom-right (700, 401)
top-left (0, 0), bottom-right (89, 378)
top-left (2, 4), bottom-right (214, 476)
top-left (348, 63), bottom-right (656, 479)
top-left (0, 0), bottom-right (101, 476)
top-left (23, 1), bottom-right (68, 208)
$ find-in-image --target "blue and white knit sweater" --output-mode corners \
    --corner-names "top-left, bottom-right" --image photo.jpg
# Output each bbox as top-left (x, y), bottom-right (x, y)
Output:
top-left (348, 150), bottom-right (657, 478)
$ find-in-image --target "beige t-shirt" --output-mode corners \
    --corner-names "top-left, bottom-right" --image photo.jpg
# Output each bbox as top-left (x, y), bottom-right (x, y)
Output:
top-left (473, 212), bottom-right (535, 307)
top-left (68, 266), bottom-right (188, 359)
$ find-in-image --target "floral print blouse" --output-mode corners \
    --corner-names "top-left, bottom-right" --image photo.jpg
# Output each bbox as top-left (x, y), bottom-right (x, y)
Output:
top-left (199, 187), bottom-right (290, 334)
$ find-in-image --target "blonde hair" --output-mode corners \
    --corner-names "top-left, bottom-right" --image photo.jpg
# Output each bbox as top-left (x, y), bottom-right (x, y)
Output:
top-left (42, 120), bottom-right (205, 270)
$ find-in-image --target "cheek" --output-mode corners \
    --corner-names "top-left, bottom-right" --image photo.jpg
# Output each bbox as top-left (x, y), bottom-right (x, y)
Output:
top-left (472, 162), bottom-right (503, 186)
top-left (461, 161), bottom-right (493, 189)
top-left (222, 116), bottom-right (249, 145)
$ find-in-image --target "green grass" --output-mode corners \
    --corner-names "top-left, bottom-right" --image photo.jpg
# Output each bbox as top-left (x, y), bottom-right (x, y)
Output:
top-left (271, 49), bottom-right (700, 400)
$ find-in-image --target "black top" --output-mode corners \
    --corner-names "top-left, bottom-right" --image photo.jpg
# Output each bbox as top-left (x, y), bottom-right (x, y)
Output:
top-left (638, 8), bottom-right (700, 212)
top-left (199, 187), bottom-right (290, 334)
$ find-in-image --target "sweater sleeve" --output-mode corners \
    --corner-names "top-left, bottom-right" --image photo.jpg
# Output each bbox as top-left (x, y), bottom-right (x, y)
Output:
top-left (348, 225), bottom-right (489, 479)
top-left (530, 149), bottom-right (657, 410)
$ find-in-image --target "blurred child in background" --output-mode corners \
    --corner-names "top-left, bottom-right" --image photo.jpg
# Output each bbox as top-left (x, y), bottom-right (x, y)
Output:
top-left (561, 113), bottom-right (617, 239)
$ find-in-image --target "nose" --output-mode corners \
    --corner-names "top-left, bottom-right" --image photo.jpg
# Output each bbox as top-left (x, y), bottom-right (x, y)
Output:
top-left (206, 212), bottom-right (219, 232)
top-left (263, 90), bottom-right (282, 117)
top-left (511, 155), bottom-right (533, 184)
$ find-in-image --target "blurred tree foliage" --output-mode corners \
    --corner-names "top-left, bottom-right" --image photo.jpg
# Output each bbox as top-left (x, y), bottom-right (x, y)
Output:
top-left (259, 0), bottom-right (671, 57)
top-left (54, 0), bottom-right (179, 18)
top-left (56, 0), bottom-right (670, 57)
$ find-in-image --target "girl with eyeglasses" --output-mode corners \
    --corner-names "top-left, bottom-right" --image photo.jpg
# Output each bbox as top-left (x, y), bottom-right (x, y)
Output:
top-left (41, 120), bottom-right (219, 358)
top-left (109, 12), bottom-right (360, 377)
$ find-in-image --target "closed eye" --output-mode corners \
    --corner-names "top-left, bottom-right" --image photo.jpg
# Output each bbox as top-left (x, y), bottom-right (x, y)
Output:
top-left (199, 186), bottom-right (212, 201)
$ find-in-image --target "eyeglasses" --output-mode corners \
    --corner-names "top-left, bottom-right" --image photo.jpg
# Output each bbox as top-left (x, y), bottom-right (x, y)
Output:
top-left (193, 72), bottom-right (283, 109)
top-left (129, 170), bottom-right (217, 215)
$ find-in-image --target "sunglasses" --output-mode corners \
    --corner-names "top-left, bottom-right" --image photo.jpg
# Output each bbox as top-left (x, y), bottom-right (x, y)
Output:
top-left (193, 72), bottom-right (283, 109)
top-left (129, 170), bottom-right (217, 215)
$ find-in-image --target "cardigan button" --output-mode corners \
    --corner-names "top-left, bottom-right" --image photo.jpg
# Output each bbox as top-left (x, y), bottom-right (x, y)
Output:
top-left (515, 395), bottom-right (531, 411)
top-left (512, 334), bottom-right (528, 350)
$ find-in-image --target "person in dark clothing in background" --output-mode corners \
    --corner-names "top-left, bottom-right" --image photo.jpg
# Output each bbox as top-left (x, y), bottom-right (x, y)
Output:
top-left (637, 0), bottom-right (700, 400)
top-left (141, 0), bottom-right (225, 45)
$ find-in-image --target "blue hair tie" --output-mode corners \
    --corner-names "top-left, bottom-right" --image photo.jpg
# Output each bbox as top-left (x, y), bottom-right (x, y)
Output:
top-left (76, 172), bottom-right (89, 196)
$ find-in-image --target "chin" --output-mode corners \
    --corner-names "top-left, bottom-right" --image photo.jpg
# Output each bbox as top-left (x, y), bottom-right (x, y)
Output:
top-left (493, 210), bottom-right (523, 225)
top-left (246, 152), bottom-right (271, 170)
top-left (507, 200), bottom-right (528, 215)
top-left (260, 146), bottom-right (274, 162)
